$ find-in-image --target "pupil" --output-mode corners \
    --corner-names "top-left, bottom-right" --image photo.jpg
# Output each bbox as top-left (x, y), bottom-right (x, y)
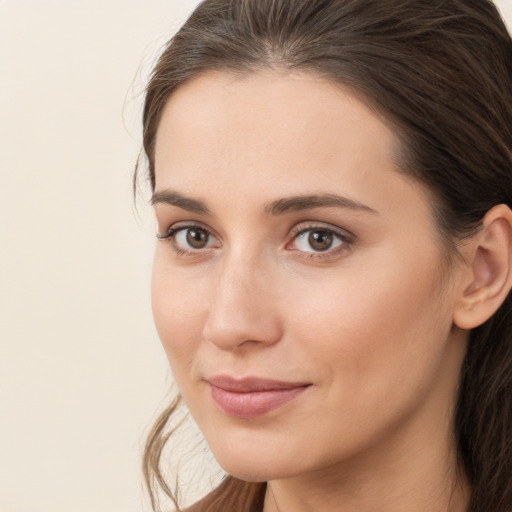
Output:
top-left (186, 228), bottom-right (208, 248)
top-left (308, 231), bottom-right (333, 251)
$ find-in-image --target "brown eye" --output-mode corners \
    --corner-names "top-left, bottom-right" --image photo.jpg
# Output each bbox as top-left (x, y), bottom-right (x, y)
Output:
top-left (308, 230), bottom-right (333, 251)
top-left (290, 227), bottom-right (346, 255)
top-left (162, 225), bottom-right (220, 253)
top-left (185, 227), bottom-right (210, 248)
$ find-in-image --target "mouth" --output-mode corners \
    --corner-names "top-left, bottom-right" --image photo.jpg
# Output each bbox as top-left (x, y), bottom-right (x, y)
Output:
top-left (205, 375), bottom-right (311, 419)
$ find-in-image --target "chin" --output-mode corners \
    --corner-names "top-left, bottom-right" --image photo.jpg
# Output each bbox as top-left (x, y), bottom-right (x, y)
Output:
top-left (206, 436), bottom-right (310, 483)
top-left (216, 459), bottom-right (287, 483)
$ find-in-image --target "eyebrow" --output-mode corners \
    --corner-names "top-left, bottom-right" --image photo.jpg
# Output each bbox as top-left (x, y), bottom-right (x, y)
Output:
top-left (151, 189), bottom-right (378, 216)
top-left (264, 193), bottom-right (378, 216)
top-left (151, 190), bottom-right (212, 215)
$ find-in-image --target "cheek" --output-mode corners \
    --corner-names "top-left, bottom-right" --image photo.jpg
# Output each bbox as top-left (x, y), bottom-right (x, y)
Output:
top-left (285, 248), bottom-right (452, 395)
top-left (151, 253), bottom-right (211, 370)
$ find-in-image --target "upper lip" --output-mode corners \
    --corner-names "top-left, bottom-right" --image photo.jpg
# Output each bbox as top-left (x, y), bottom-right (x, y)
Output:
top-left (205, 375), bottom-right (311, 392)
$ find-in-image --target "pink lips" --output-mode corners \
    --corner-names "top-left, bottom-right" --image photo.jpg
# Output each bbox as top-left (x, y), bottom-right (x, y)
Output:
top-left (206, 375), bottom-right (310, 419)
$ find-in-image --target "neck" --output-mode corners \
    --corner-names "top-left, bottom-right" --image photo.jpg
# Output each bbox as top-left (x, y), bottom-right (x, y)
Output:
top-left (262, 384), bottom-right (471, 512)
top-left (263, 435), bottom-right (469, 512)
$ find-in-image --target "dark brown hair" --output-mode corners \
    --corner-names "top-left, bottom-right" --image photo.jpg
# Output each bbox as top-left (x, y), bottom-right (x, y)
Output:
top-left (138, 1), bottom-right (512, 511)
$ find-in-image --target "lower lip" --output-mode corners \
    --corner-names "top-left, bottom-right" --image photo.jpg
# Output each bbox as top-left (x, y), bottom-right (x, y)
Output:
top-left (209, 384), bottom-right (309, 418)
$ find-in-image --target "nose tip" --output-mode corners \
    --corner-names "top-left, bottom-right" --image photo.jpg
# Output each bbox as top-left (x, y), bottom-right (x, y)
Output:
top-left (203, 309), bottom-right (281, 351)
top-left (202, 268), bottom-right (282, 351)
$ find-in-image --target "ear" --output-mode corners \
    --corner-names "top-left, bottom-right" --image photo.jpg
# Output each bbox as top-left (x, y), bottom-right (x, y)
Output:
top-left (453, 204), bottom-right (512, 330)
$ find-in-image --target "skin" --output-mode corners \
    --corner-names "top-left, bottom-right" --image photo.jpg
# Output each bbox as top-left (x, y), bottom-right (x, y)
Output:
top-left (151, 70), bottom-right (473, 512)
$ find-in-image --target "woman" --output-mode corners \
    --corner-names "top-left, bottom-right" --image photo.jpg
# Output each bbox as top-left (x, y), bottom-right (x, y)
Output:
top-left (137, 0), bottom-right (512, 511)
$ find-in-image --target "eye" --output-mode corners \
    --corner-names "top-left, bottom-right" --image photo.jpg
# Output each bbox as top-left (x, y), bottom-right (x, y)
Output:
top-left (287, 225), bottom-right (352, 257)
top-left (176, 226), bottom-right (212, 249)
top-left (157, 224), bottom-right (221, 254)
top-left (296, 230), bottom-right (340, 252)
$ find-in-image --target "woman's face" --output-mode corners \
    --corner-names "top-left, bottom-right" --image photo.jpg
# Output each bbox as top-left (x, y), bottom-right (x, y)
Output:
top-left (151, 70), bottom-right (468, 482)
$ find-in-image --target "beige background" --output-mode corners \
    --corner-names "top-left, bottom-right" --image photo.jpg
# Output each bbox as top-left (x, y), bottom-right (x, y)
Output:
top-left (1, 1), bottom-right (511, 511)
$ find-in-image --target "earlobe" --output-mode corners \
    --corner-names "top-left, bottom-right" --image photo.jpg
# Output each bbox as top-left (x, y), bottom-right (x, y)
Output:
top-left (453, 204), bottom-right (512, 330)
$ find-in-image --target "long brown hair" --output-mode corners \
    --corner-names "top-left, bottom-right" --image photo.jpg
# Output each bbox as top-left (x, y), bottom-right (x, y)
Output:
top-left (138, 1), bottom-right (512, 511)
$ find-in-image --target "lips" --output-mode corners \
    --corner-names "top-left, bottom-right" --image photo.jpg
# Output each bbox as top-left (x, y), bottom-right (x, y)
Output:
top-left (205, 375), bottom-right (311, 418)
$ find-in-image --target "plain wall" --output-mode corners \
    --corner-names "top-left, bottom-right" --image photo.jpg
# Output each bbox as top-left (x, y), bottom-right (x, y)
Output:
top-left (0, 2), bottom-right (200, 511)
top-left (1, 1), bottom-right (511, 511)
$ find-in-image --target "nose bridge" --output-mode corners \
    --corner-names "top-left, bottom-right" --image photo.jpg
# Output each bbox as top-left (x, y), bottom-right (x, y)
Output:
top-left (203, 246), bottom-right (281, 350)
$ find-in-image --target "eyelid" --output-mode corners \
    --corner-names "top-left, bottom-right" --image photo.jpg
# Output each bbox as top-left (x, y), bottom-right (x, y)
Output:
top-left (157, 221), bottom-right (217, 240)
top-left (288, 221), bottom-right (354, 242)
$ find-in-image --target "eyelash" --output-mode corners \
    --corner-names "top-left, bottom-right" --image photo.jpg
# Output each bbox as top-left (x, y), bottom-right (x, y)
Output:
top-left (157, 222), bottom-right (354, 261)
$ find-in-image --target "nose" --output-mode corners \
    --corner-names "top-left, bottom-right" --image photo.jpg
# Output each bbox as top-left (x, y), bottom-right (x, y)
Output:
top-left (202, 253), bottom-right (283, 351)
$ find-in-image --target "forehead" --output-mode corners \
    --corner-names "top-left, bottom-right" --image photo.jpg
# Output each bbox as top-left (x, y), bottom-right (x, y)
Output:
top-left (155, 70), bottom-right (396, 179)
top-left (153, 69), bottom-right (432, 227)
